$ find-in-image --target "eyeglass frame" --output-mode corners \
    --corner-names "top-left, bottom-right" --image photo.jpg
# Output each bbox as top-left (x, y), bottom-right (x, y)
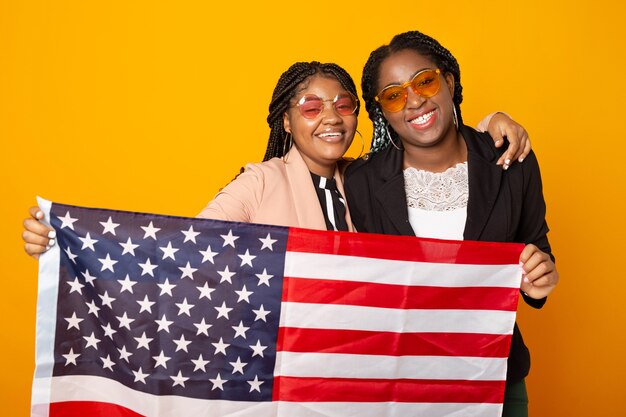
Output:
top-left (290, 92), bottom-right (360, 119)
top-left (374, 68), bottom-right (442, 112)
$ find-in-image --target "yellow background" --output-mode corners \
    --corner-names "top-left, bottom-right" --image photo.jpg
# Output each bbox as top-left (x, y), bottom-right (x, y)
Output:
top-left (2, 0), bottom-right (625, 415)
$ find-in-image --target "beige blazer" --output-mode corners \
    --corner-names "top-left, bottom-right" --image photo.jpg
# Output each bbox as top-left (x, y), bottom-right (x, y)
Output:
top-left (197, 146), bottom-right (354, 231)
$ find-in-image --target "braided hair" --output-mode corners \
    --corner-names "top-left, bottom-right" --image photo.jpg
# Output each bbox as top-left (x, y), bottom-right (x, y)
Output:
top-left (263, 61), bottom-right (359, 161)
top-left (361, 30), bottom-right (463, 154)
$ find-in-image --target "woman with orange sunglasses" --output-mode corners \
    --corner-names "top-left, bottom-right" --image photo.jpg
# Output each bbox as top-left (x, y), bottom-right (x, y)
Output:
top-left (344, 31), bottom-right (558, 417)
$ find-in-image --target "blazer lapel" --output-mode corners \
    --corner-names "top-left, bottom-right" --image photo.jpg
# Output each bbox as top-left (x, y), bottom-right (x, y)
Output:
top-left (283, 147), bottom-right (328, 230)
top-left (463, 127), bottom-right (503, 240)
top-left (373, 147), bottom-right (415, 236)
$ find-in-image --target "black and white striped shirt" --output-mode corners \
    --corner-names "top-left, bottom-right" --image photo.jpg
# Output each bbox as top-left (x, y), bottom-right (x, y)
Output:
top-left (310, 172), bottom-right (349, 232)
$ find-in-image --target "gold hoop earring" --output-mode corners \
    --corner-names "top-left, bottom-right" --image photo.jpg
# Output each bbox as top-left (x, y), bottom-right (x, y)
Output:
top-left (282, 133), bottom-right (292, 163)
top-left (385, 125), bottom-right (402, 150)
top-left (355, 130), bottom-right (365, 159)
top-left (452, 105), bottom-right (459, 130)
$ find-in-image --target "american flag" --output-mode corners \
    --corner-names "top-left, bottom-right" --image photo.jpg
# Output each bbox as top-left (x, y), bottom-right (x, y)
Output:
top-left (32, 198), bottom-right (523, 417)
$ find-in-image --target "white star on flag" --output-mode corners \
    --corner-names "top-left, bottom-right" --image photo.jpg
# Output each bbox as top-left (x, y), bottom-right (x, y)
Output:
top-left (99, 216), bottom-right (119, 235)
top-left (171, 371), bottom-right (189, 388)
top-left (78, 232), bottom-right (98, 251)
top-left (138, 258), bottom-right (158, 277)
top-left (101, 355), bottom-right (115, 371)
top-left (85, 301), bottom-right (100, 316)
top-left (173, 335), bottom-right (192, 352)
top-left (132, 367), bottom-right (149, 384)
top-left (137, 295), bottom-right (155, 313)
top-left (181, 225), bottom-right (200, 243)
top-left (197, 282), bottom-right (215, 300)
top-left (259, 233), bottom-right (277, 250)
top-left (212, 337), bottom-right (230, 355)
top-left (191, 354), bottom-right (210, 372)
top-left (193, 318), bottom-right (212, 336)
top-left (229, 357), bottom-right (247, 374)
top-left (235, 285), bottom-right (253, 303)
top-left (215, 301), bottom-right (233, 319)
top-left (62, 348), bottom-right (80, 365)
top-left (221, 230), bottom-right (239, 248)
top-left (58, 211), bottom-right (78, 230)
top-left (98, 253), bottom-right (118, 272)
top-left (237, 249), bottom-right (256, 267)
top-left (157, 278), bottom-right (176, 296)
top-left (232, 321), bottom-right (250, 338)
top-left (83, 332), bottom-right (101, 349)
top-left (178, 261), bottom-right (197, 279)
top-left (67, 278), bottom-right (84, 294)
top-left (64, 246), bottom-right (78, 264)
top-left (209, 373), bottom-right (226, 391)
top-left (252, 304), bottom-right (270, 322)
top-left (155, 314), bottom-right (173, 333)
top-left (64, 312), bottom-right (83, 330)
top-left (199, 245), bottom-right (218, 264)
top-left (134, 332), bottom-right (153, 350)
top-left (118, 346), bottom-right (132, 362)
top-left (250, 340), bottom-right (267, 358)
top-left (116, 312), bottom-right (135, 330)
top-left (255, 269), bottom-right (273, 286)
top-left (117, 274), bottom-right (137, 293)
top-left (101, 323), bottom-right (116, 339)
top-left (247, 375), bottom-right (264, 392)
top-left (140, 221), bottom-right (160, 240)
top-left (119, 237), bottom-right (139, 256)
top-left (217, 266), bottom-right (235, 284)
top-left (81, 269), bottom-right (97, 285)
top-left (98, 291), bottom-right (115, 308)
top-left (175, 298), bottom-right (194, 316)
top-left (152, 351), bottom-right (171, 369)
top-left (159, 241), bottom-right (179, 260)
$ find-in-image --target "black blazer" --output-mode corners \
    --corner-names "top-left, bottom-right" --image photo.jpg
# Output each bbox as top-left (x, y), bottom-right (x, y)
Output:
top-left (344, 125), bottom-right (553, 383)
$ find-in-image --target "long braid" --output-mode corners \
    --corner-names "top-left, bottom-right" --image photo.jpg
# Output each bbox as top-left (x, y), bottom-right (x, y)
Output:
top-left (361, 30), bottom-right (464, 154)
top-left (263, 62), bottom-right (359, 161)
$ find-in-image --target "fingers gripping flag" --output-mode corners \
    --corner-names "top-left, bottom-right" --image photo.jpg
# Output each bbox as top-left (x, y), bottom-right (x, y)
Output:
top-left (32, 198), bottom-right (524, 417)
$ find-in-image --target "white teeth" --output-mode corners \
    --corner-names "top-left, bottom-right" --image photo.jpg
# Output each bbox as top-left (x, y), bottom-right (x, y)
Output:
top-left (410, 110), bottom-right (435, 125)
top-left (318, 132), bottom-right (341, 138)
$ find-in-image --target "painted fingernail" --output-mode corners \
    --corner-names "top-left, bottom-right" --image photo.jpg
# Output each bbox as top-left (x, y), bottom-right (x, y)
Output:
top-left (523, 277), bottom-right (530, 283)
top-left (48, 230), bottom-right (56, 239)
top-left (36, 211), bottom-right (44, 219)
top-left (519, 157), bottom-right (524, 163)
top-left (503, 164), bottom-right (509, 171)
top-left (505, 159), bottom-right (511, 165)
top-left (45, 245), bottom-right (51, 251)
top-left (48, 239), bottom-right (56, 247)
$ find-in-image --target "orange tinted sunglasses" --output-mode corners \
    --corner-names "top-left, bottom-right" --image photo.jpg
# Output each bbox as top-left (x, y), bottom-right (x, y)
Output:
top-left (375, 68), bottom-right (441, 112)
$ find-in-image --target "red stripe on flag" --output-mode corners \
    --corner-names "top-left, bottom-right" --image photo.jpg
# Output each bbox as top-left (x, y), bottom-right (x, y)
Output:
top-left (282, 277), bottom-right (519, 311)
top-left (274, 376), bottom-right (505, 403)
top-left (287, 227), bottom-right (524, 265)
top-left (277, 327), bottom-right (512, 357)
top-left (50, 401), bottom-right (144, 417)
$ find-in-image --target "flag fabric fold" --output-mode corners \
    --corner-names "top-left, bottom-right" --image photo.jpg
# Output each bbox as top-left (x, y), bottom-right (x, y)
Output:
top-left (32, 198), bottom-right (523, 417)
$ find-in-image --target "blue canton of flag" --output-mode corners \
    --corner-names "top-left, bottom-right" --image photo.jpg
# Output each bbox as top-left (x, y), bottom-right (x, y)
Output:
top-left (48, 202), bottom-right (288, 401)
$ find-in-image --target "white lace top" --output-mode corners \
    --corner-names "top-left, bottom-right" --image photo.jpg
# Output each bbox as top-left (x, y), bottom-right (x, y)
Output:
top-left (404, 162), bottom-right (469, 240)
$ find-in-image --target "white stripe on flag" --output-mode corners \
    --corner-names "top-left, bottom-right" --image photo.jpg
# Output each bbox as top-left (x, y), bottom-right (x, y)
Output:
top-left (43, 375), bottom-right (504, 417)
top-left (280, 302), bottom-right (517, 334)
top-left (275, 352), bottom-right (508, 380)
top-left (32, 197), bottom-right (59, 417)
top-left (285, 252), bottom-right (522, 288)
